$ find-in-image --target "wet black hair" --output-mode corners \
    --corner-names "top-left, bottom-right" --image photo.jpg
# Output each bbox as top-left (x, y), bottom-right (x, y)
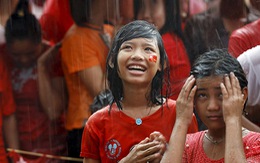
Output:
top-left (191, 49), bottom-right (248, 90)
top-left (5, 0), bottom-right (41, 45)
top-left (106, 20), bottom-right (170, 110)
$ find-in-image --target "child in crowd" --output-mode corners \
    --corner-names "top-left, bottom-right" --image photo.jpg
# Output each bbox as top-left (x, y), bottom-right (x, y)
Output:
top-left (3, 3), bottom-right (67, 162)
top-left (80, 20), bottom-right (198, 162)
top-left (161, 49), bottom-right (260, 162)
top-left (134, 0), bottom-right (191, 100)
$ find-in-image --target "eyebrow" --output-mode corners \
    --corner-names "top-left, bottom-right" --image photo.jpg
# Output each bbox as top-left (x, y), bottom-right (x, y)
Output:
top-left (196, 87), bottom-right (221, 91)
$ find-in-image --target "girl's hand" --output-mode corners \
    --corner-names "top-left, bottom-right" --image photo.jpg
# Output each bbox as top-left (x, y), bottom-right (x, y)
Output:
top-left (176, 75), bottom-right (197, 126)
top-left (149, 131), bottom-right (167, 163)
top-left (120, 137), bottom-right (164, 163)
top-left (220, 72), bottom-right (245, 124)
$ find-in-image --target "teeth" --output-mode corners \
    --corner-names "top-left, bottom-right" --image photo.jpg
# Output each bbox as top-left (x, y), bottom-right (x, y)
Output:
top-left (128, 65), bottom-right (145, 71)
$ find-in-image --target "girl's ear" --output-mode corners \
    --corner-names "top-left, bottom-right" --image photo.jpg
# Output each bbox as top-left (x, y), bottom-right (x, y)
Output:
top-left (108, 59), bottom-right (114, 68)
top-left (242, 87), bottom-right (248, 105)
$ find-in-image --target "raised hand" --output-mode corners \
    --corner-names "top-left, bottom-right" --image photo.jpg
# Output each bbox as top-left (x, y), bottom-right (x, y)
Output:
top-left (176, 75), bottom-right (197, 126)
top-left (220, 72), bottom-right (245, 123)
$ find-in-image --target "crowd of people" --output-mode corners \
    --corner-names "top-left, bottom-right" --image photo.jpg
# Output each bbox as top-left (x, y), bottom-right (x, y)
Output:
top-left (0, 0), bottom-right (259, 162)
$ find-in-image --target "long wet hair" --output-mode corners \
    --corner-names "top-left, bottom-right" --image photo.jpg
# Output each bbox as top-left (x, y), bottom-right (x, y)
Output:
top-left (5, 0), bottom-right (41, 45)
top-left (191, 49), bottom-right (248, 90)
top-left (106, 20), bottom-right (170, 110)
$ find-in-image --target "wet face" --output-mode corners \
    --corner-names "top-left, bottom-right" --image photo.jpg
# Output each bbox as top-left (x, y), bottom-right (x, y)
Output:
top-left (8, 39), bottom-right (41, 68)
top-left (117, 37), bottom-right (161, 87)
top-left (194, 75), bottom-right (226, 130)
top-left (137, 0), bottom-right (166, 30)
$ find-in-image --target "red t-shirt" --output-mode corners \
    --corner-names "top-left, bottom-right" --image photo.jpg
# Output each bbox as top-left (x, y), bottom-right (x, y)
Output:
top-left (0, 56), bottom-right (16, 163)
top-left (80, 99), bottom-right (198, 162)
top-left (183, 131), bottom-right (260, 162)
top-left (162, 32), bottom-right (191, 100)
top-left (228, 19), bottom-right (260, 58)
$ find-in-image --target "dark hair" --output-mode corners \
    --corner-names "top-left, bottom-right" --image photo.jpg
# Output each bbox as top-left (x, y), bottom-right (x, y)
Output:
top-left (5, 0), bottom-right (41, 45)
top-left (191, 49), bottom-right (248, 89)
top-left (134, 0), bottom-right (183, 38)
top-left (220, 0), bottom-right (247, 19)
top-left (106, 20), bottom-right (170, 110)
top-left (69, 0), bottom-right (91, 26)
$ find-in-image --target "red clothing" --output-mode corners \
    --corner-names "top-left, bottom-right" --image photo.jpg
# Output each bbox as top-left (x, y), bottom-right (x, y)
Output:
top-left (80, 99), bottom-right (198, 162)
top-left (162, 33), bottom-right (191, 100)
top-left (1, 45), bottom-right (67, 161)
top-left (0, 56), bottom-right (16, 163)
top-left (183, 131), bottom-right (260, 162)
top-left (229, 19), bottom-right (260, 58)
top-left (39, 0), bottom-right (73, 43)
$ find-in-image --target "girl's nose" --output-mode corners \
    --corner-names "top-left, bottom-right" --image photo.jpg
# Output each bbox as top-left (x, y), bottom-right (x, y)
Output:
top-left (131, 50), bottom-right (145, 61)
top-left (207, 98), bottom-right (220, 111)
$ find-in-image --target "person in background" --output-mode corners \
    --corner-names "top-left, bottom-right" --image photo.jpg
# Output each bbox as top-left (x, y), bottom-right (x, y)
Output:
top-left (228, 0), bottom-right (260, 58)
top-left (0, 0), bottom-right (19, 44)
top-left (184, 0), bottom-right (252, 66)
top-left (39, 0), bottom-right (73, 44)
top-left (134, 0), bottom-right (191, 100)
top-left (237, 45), bottom-right (260, 131)
top-left (80, 20), bottom-right (198, 162)
top-left (61, 0), bottom-right (115, 159)
top-left (0, 55), bottom-right (19, 163)
top-left (3, 3), bottom-right (67, 162)
top-left (161, 49), bottom-right (260, 162)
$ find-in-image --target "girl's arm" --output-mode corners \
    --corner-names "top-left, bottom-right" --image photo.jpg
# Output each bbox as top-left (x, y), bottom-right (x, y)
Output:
top-left (161, 75), bottom-right (197, 163)
top-left (221, 72), bottom-right (247, 162)
top-left (37, 42), bottom-right (67, 120)
top-left (3, 114), bottom-right (19, 150)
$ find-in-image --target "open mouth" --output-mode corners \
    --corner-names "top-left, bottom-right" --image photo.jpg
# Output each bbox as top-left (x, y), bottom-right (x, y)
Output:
top-left (128, 65), bottom-right (146, 72)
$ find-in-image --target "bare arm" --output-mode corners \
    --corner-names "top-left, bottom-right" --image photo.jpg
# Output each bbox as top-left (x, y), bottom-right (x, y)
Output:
top-left (78, 65), bottom-right (106, 99)
top-left (241, 115), bottom-right (260, 132)
top-left (37, 43), bottom-right (67, 120)
top-left (221, 72), bottom-right (246, 162)
top-left (161, 75), bottom-right (197, 163)
top-left (83, 158), bottom-right (100, 163)
top-left (3, 114), bottom-right (19, 150)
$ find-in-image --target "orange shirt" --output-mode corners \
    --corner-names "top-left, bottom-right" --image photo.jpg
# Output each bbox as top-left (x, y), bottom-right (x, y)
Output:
top-left (61, 24), bottom-right (111, 130)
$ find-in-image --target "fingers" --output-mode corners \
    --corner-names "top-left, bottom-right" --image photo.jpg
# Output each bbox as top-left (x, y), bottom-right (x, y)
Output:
top-left (179, 75), bottom-right (196, 98)
top-left (149, 131), bottom-right (166, 144)
top-left (222, 72), bottom-right (242, 98)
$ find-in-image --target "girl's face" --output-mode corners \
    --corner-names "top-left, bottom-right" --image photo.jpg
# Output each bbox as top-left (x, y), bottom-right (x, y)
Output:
top-left (194, 75), bottom-right (225, 130)
top-left (8, 39), bottom-right (41, 68)
top-left (137, 0), bottom-right (166, 30)
top-left (117, 37), bottom-right (161, 87)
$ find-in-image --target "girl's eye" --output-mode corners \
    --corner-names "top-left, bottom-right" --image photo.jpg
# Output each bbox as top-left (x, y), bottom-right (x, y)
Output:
top-left (197, 93), bottom-right (207, 99)
top-left (145, 47), bottom-right (154, 52)
top-left (120, 45), bottom-right (132, 51)
top-left (218, 93), bottom-right (223, 98)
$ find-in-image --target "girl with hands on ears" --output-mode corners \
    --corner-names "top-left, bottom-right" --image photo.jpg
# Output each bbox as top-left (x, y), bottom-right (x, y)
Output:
top-left (161, 49), bottom-right (260, 163)
top-left (80, 20), bottom-right (198, 163)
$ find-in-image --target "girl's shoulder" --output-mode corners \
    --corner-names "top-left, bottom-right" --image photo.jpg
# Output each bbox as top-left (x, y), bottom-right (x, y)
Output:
top-left (243, 131), bottom-right (260, 160)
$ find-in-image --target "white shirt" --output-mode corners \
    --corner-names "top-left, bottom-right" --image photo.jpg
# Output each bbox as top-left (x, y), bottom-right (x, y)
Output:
top-left (237, 45), bottom-right (260, 106)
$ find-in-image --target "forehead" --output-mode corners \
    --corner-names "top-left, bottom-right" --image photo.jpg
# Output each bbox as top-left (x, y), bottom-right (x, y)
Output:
top-left (8, 39), bottom-right (40, 55)
top-left (122, 37), bottom-right (158, 46)
top-left (196, 76), bottom-right (224, 89)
